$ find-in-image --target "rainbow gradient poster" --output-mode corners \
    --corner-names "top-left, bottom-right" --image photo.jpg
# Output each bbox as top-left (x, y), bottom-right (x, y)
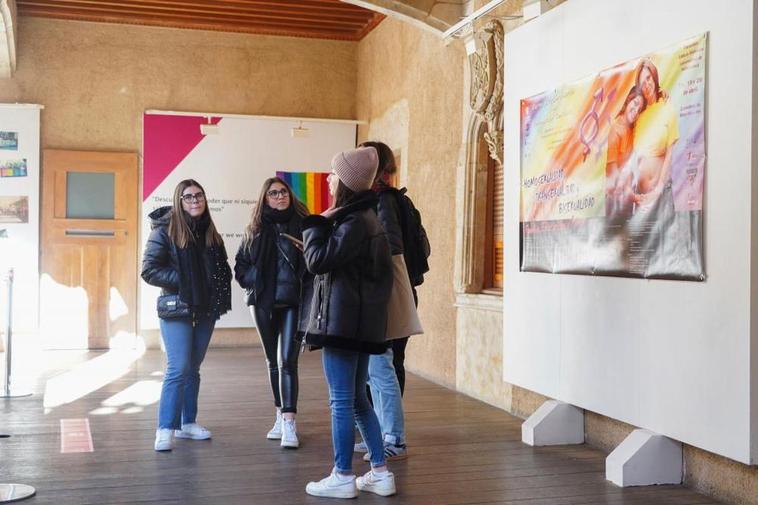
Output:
top-left (277, 171), bottom-right (331, 214)
top-left (520, 34), bottom-right (706, 280)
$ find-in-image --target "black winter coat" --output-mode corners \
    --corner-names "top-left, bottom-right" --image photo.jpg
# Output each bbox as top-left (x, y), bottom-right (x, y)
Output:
top-left (298, 191), bottom-right (393, 354)
top-left (234, 220), bottom-right (305, 308)
top-left (141, 206), bottom-right (232, 318)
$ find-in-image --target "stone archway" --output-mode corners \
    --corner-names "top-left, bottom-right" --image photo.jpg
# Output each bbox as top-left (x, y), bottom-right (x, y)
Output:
top-left (341, 0), bottom-right (467, 34)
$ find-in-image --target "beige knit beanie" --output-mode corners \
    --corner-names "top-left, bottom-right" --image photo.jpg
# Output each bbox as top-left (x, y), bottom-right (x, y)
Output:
top-left (331, 146), bottom-right (379, 193)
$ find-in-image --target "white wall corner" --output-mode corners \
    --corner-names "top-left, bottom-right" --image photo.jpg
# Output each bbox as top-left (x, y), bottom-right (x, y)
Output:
top-left (606, 429), bottom-right (683, 486)
top-left (521, 400), bottom-right (585, 446)
top-left (522, 0), bottom-right (551, 22)
top-left (751, 0), bottom-right (758, 465)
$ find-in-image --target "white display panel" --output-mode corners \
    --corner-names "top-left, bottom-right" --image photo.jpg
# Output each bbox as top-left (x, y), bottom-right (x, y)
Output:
top-left (141, 113), bottom-right (356, 330)
top-left (0, 104), bottom-right (41, 333)
top-left (503, 0), bottom-right (757, 464)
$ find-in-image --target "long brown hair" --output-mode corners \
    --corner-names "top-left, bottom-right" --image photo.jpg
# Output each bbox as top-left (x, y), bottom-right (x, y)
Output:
top-left (333, 180), bottom-right (356, 208)
top-left (359, 141), bottom-right (397, 185)
top-left (168, 179), bottom-right (223, 249)
top-left (616, 85), bottom-right (646, 120)
top-left (243, 177), bottom-right (309, 243)
top-left (635, 58), bottom-right (662, 104)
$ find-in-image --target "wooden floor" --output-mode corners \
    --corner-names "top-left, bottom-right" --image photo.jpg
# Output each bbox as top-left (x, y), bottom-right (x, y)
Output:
top-left (0, 348), bottom-right (723, 505)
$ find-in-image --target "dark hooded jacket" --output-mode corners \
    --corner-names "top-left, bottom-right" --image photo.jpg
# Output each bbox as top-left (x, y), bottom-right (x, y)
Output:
top-left (141, 206), bottom-right (232, 319)
top-left (298, 191), bottom-right (392, 354)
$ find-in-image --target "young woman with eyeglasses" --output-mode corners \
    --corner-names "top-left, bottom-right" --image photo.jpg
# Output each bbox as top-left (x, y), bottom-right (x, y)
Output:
top-left (141, 179), bottom-right (232, 452)
top-left (234, 177), bottom-right (309, 448)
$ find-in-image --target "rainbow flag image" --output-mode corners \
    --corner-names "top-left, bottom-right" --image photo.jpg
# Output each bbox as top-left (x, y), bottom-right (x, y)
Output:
top-left (277, 171), bottom-right (332, 214)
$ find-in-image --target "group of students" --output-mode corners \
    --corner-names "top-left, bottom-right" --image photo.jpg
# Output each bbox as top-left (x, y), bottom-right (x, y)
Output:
top-left (141, 141), bottom-right (424, 499)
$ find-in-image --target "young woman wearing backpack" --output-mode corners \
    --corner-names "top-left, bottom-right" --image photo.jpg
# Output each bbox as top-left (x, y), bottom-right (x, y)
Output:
top-left (234, 177), bottom-right (309, 449)
top-left (354, 141), bottom-right (423, 463)
top-left (301, 146), bottom-right (397, 498)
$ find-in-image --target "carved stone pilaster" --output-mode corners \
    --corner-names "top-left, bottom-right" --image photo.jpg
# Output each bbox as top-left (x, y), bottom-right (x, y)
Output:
top-left (455, 20), bottom-right (504, 295)
top-left (468, 20), bottom-right (504, 167)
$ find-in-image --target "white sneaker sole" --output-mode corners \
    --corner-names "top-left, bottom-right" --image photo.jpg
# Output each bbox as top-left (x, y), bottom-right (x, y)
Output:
top-left (154, 443), bottom-right (173, 451)
top-left (267, 432), bottom-right (282, 440)
top-left (281, 439), bottom-right (299, 449)
top-left (174, 431), bottom-right (211, 440)
top-left (357, 483), bottom-right (396, 497)
top-left (305, 485), bottom-right (357, 499)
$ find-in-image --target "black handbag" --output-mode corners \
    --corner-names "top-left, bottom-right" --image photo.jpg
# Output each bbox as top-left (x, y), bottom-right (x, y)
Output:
top-left (157, 294), bottom-right (191, 320)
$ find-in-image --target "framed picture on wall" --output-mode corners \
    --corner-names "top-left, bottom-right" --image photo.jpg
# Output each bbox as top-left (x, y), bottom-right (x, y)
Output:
top-left (0, 195), bottom-right (29, 223)
top-left (0, 158), bottom-right (28, 177)
top-left (0, 131), bottom-right (18, 150)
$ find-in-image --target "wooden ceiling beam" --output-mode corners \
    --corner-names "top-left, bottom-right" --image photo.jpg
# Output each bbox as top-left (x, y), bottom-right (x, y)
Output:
top-left (18, 8), bottom-right (365, 34)
top-left (16, 0), bottom-right (385, 41)
top-left (18, 0), bottom-right (375, 21)
top-left (18, 1), bottom-right (371, 26)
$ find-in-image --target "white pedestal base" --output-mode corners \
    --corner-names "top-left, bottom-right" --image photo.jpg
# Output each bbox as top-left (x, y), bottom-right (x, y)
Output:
top-left (521, 400), bottom-right (584, 446)
top-left (606, 429), bottom-right (683, 486)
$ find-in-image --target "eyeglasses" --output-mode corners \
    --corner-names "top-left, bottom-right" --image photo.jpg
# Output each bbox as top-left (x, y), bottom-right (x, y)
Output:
top-left (181, 191), bottom-right (205, 203)
top-left (267, 188), bottom-right (289, 199)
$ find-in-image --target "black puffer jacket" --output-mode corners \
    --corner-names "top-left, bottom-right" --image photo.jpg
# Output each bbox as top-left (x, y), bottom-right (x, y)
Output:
top-left (376, 188), bottom-right (404, 255)
top-left (298, 191), bottom-right (393, 354)
top-left (141, 206), bottom-right (232, 318)
top-left (234, 220), bottom-right (305, 308)
top-left (141, 207), bottom-right (181, 293)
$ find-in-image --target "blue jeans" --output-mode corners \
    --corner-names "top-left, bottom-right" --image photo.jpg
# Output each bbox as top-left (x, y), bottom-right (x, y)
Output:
top-left (322, 347), bottom-right (385, 473)
top-left (368, 348), bottom-right (405, 446)
top-left (157, 315), bottom-right (215, 429)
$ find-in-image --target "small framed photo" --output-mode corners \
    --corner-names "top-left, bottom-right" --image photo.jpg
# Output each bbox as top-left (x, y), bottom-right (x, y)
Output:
top-left (0, 131), bottom-right (18, 150)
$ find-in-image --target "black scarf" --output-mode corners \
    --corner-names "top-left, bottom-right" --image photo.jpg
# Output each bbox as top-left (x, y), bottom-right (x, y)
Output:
top-left (250, 205), bottom-right (301, 310)
top-left (176, 212), bottom-right (211, 312)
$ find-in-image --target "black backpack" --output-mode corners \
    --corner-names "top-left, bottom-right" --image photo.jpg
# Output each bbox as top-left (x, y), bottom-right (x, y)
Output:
top-left (395, 188), bottom-right (431, 286)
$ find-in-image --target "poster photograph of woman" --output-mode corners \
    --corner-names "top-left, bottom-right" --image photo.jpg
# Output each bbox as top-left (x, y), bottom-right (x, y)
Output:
top-left (520, 33), bottom-right (706, 280)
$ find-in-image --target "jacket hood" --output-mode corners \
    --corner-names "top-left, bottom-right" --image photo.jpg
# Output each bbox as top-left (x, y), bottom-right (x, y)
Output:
top-left (148, 206), bottom-right (172, 228)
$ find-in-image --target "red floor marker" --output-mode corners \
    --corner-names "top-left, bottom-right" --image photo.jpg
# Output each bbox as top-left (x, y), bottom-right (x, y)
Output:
top-left (60, 418), bottom-right (94, 453)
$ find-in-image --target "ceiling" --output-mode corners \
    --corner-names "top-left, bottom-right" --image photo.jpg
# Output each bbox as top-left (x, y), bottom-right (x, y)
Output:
top-left (15, 0), bottom-right (385, 41)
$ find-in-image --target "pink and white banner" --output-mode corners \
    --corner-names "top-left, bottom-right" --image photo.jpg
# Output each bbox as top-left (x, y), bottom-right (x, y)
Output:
top-left (141, 112), bottom-right (356, 329)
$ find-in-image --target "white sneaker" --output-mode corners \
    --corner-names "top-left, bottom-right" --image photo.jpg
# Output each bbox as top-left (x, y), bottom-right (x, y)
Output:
top-left (174, 423), bottom-right (212, 440)
top-left (280, 418), bottom-right (299, 449)
top-left (305, 470), bottom-right (358, 499)
top-left (356, 469), bottom-right (396, 496)
top-left (154, 428), bottom-right (174, 451)
top-left (267, 410), bottom-right (283, 440)
top-left (363, 442), bottom-right (407, 461)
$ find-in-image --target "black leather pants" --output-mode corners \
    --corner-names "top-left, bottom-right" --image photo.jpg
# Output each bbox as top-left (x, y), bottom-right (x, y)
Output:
top-left (252, 306), bottom-right (301, 413)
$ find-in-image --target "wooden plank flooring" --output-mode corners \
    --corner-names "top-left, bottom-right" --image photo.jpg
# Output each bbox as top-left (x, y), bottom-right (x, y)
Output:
top-left (0, 348), bottom-right (723, 504)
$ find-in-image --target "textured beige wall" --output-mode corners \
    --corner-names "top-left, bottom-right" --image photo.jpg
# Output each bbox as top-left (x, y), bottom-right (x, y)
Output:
top-left (356, 17), bottom-right (464, 387)
top-left (456, 298), bottom-right (510, 409)
top-left (685, 446), bottom-right (758, 505)
top-left (0, 17), bottom-right (357, 151)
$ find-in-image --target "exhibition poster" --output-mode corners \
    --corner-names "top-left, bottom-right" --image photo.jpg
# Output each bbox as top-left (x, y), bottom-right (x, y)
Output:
top-left (520, 34), bottom-right (706, 280)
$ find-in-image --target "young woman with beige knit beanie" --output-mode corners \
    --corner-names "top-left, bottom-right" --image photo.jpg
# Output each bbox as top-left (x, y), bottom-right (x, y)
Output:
top-left (300, 146), bottom-right (398, 498)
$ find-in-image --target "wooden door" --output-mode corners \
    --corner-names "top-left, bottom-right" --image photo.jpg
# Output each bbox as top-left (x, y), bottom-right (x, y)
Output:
top-left (40, 149), bottom-right (138, 349)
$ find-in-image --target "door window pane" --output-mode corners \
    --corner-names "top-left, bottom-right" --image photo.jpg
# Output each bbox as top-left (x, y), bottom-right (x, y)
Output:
top-left (66, 172), bottom-right (115, 219)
